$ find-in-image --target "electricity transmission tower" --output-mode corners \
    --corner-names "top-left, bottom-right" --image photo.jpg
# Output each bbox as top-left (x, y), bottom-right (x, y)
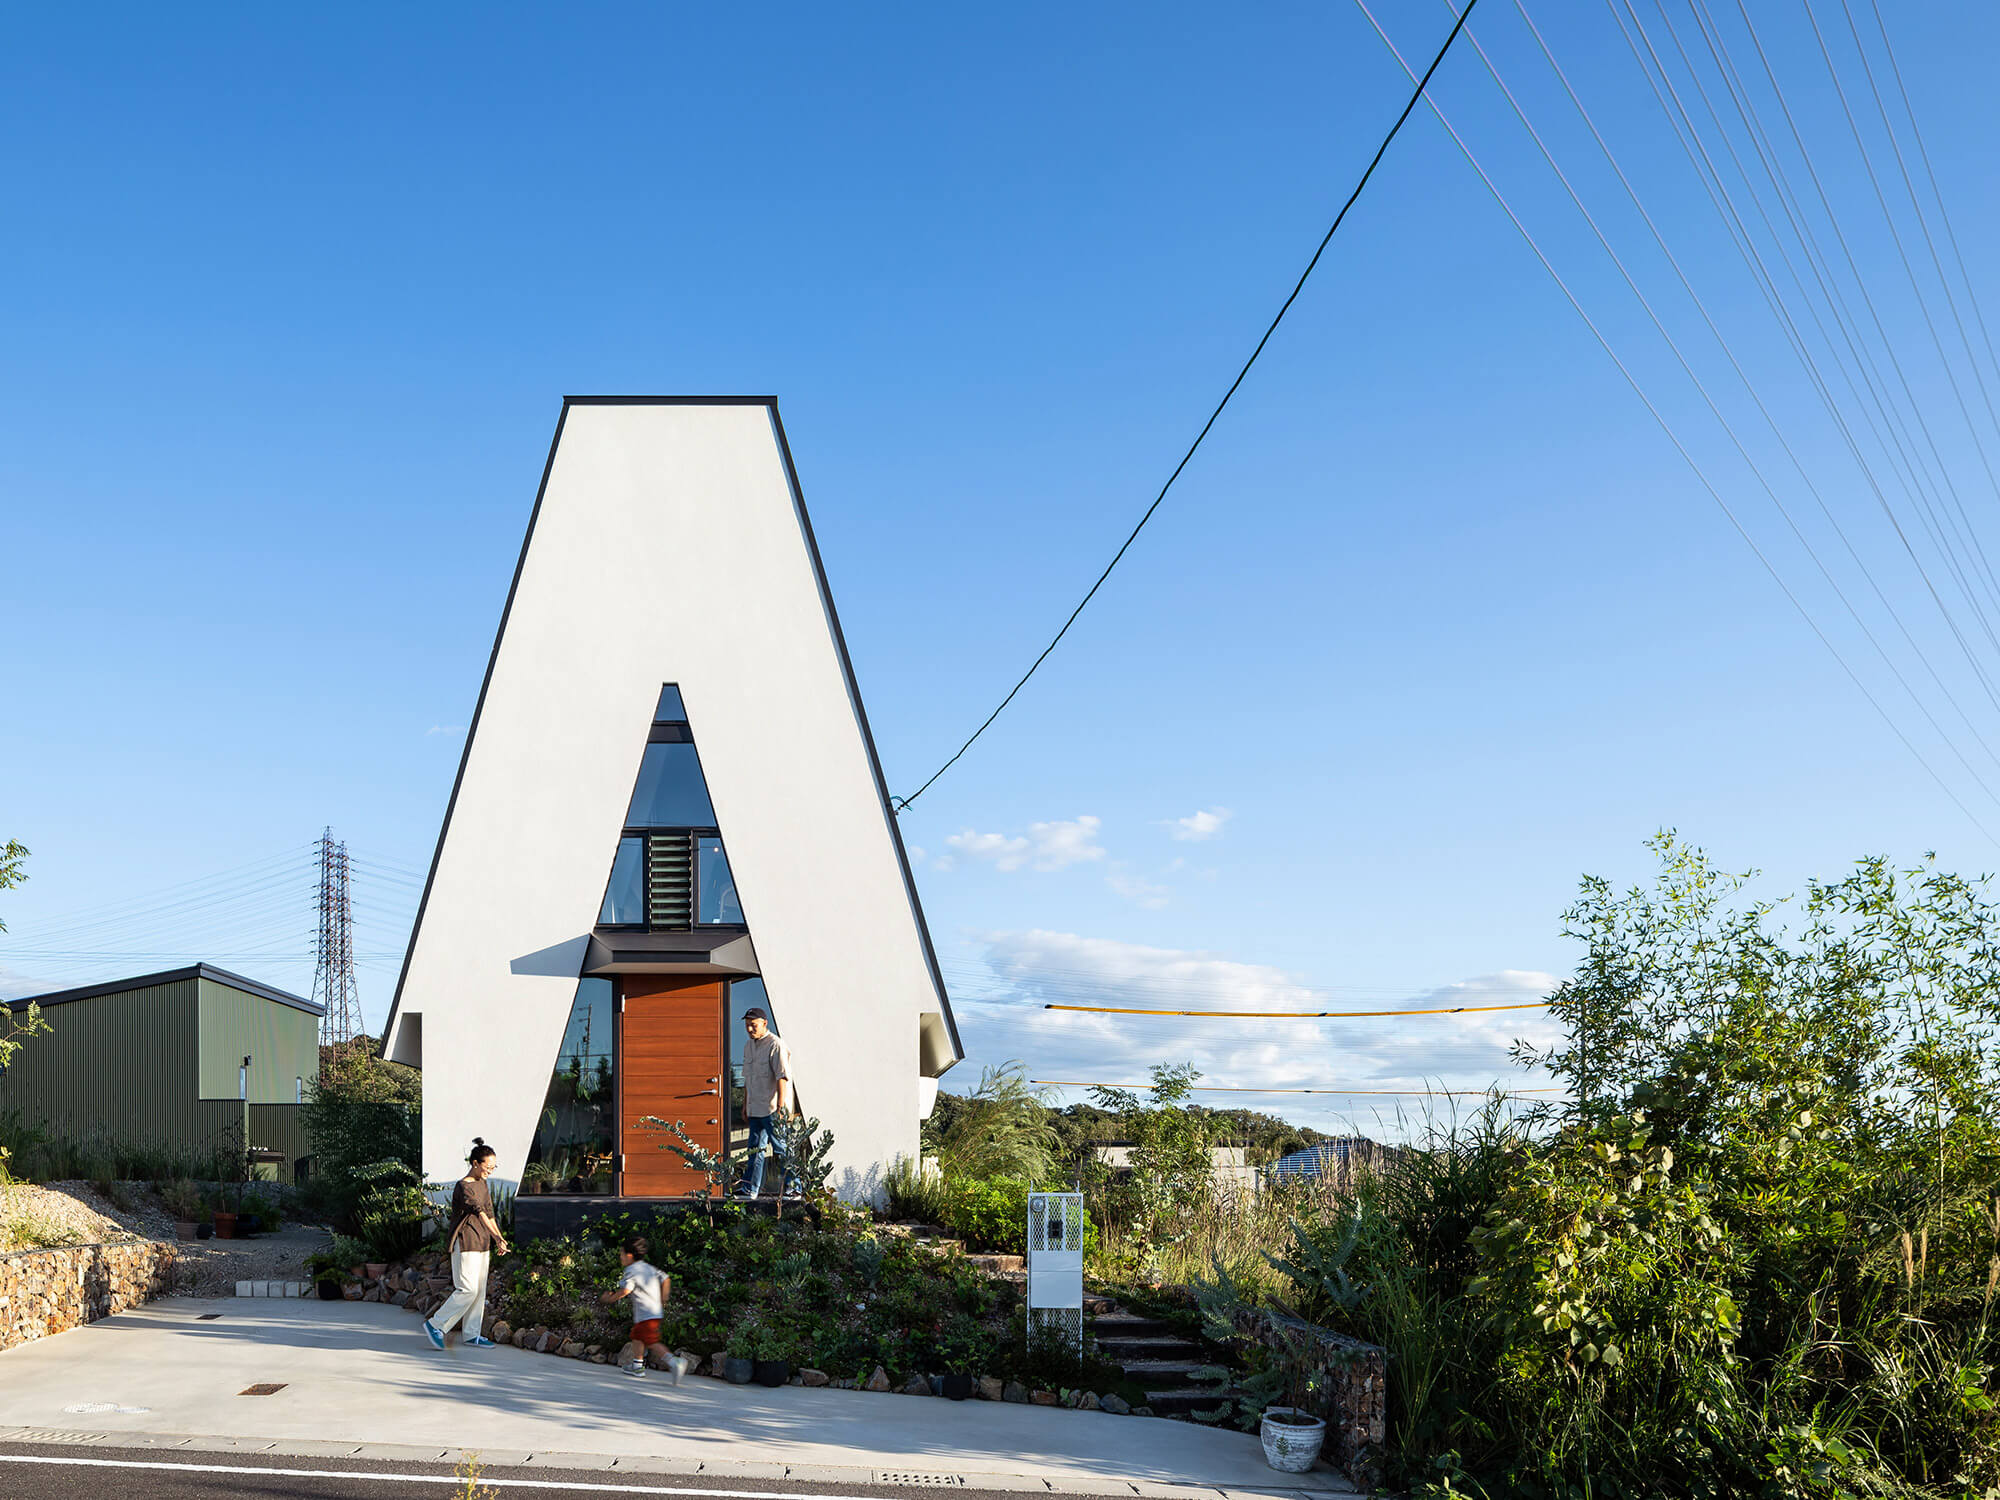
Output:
top-left (312, 828), bottom-right (363, 1050)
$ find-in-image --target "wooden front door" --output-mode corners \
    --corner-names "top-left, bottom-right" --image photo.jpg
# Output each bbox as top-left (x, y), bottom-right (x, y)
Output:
top-left (617, 977), bottom-right (725, 1196)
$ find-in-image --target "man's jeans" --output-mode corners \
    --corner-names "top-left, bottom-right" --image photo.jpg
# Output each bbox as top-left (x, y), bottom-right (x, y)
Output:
top-left (742, 1114), bottom-right (799, 1196)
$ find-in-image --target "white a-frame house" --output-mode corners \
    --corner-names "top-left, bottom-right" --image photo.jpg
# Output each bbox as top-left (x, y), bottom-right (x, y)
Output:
top-left (382, 398), bottom-right (961, 1209)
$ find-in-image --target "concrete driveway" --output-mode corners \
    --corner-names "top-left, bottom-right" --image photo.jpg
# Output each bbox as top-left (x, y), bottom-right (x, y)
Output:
top-left (0, 1299), bottom-right (1352, 1497)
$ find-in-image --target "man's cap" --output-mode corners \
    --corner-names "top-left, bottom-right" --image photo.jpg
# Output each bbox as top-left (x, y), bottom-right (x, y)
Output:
top-left (742, 1007), bottom-right (768, 1020)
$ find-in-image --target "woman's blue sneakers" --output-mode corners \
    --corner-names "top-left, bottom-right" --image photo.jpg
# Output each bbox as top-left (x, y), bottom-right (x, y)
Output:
top-left (464, 1335), bottom-right (496, 1348)
top-left (422, 1321), bottom-right (445, 1349)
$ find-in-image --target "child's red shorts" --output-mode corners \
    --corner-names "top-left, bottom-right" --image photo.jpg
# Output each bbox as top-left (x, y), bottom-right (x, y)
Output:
top-left (631, 1319), bottom-right (661, 1347)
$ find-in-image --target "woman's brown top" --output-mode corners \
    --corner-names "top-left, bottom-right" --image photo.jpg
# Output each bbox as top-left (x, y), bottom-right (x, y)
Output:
top-left (448, 1175), bottom-right (496, 1253)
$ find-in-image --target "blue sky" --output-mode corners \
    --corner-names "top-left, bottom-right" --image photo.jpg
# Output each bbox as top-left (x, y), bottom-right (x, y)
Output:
top-left (6, 4), bottom-right (1999, 1135)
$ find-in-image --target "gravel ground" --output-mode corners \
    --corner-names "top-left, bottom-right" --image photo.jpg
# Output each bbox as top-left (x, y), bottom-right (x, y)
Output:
top-left (1, 1181), bottom-right (331, 1295)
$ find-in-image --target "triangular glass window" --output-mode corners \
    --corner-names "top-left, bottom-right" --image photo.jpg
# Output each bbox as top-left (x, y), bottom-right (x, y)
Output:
top-left (626, 741), bottom-right (716, 827)
top-left (598, 687), bottom-right (742, 931)
top-left (654, 684), bottom-right (687, 722)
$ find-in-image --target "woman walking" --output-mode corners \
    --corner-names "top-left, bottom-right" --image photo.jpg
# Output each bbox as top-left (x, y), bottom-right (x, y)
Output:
top-left (423, 1138), bottom-right (509, 1350)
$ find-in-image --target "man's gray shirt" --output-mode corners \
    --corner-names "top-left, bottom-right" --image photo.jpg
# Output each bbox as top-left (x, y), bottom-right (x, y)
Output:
top-left (743, 1032), bottom-right (792, 1118)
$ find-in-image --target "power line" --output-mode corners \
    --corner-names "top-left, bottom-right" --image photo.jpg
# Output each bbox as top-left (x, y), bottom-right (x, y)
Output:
top-left (889, 1), bottom-right (1482, 813)
top-left (1450, 0), bottom-right (2000, 806)
top-left (1043, 999), bottom-right (1548, 1018)
top-left (1603, 0), bottom-right (2000, 724)
top-left (1355, 0), bottom-right (2000, 847)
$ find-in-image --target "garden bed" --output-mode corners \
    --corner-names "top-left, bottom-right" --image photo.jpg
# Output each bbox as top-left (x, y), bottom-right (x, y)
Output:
top-left (344, 1204), bottom-right (1149, 1412)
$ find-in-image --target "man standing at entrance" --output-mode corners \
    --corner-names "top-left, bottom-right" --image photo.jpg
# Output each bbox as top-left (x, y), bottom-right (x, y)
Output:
top-left (738, 1007), bottom-right (799, 1199)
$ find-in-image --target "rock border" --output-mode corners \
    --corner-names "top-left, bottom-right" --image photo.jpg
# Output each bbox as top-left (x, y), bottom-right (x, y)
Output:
top-left (0, 1238), bottom-right (179, 1353)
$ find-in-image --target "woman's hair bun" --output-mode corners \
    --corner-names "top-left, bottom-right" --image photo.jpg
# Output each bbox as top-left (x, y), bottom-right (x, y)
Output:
top-left (473, 1136), bottom-right (486, 1147)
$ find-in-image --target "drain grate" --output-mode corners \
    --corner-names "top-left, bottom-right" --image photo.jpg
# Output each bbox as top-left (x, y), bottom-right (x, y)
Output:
top-left (16, 1430), bottom-right (111, 1444)
top-left (238, 1383), bottom-right (288, 1396)
top-left (196, 1313), bottom-right (223, 1321)
top-left (62, 1404), bottom-right (117, 1415)
top-left (876, 1474), bottom-right (969, 1488)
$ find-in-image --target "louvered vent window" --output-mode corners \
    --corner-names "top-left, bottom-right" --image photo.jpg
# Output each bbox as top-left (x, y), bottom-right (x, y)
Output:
top-left (645, 831), bottom-right (697, 929)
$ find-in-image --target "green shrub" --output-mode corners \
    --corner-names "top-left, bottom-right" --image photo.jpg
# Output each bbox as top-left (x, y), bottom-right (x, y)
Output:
top-left (883, 1153), bottom-right (953, 1224)
top-left (299, 1042), bottom-right (420, 1229)
top-left (351, 1159), bottom-right (434, 1263)
top-left (1260, 836), bottom-right (2000, 1498)
top-left (937, 1176), bottom-right (1099, 1260)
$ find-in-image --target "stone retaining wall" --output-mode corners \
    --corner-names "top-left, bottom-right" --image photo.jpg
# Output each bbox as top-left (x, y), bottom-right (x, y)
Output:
top-left (0, 1238), bottom-right (179, 1353)
top-left (1226, 1306), bottom-right (1387, 1485)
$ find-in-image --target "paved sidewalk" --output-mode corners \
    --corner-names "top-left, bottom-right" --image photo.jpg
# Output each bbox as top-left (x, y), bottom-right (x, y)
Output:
top-left (0, 1299), bottom-right (1354, 1497)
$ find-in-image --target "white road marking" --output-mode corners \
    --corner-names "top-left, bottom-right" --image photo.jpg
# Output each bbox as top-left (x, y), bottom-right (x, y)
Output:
top-left (0, 1452), bottom-right (886, 1497)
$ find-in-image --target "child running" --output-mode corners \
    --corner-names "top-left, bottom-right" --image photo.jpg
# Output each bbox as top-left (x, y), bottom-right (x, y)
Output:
top-left (601, 1235), bottom-right (677, 1379)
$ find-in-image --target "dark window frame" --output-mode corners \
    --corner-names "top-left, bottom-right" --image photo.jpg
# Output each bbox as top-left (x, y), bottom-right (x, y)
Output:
top-left (598, 687), bottom-right (747, 933)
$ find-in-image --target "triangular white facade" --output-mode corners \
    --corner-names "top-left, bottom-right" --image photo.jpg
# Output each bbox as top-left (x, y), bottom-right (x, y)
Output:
top-left (383, 398), bottom-right (960, 1200)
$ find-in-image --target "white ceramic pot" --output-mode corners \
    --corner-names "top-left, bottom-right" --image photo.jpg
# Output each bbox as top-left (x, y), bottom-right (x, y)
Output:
top-left (1259, 1407), bottom-right (1327, 1473)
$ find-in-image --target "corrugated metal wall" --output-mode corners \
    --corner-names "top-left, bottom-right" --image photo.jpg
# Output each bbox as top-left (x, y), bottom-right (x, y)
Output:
top-left (195, 978), bottom-right (318, 1103)
top-left (0, 977), bottom-right (202, 1140)
top-left (0, 976), bottom-right (314, 1179)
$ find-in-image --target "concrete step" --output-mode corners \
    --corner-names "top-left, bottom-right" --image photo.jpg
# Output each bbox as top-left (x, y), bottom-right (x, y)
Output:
top-left (1094, 1334), bottom-right (1206, 1362)
top-left (1115, 1359), bottom-right (1215, 1387)
top-left (1144, 1387), bottom-right (1234, 1418)
top-left (1090, 1312), bottom-right (1175, 1339)
top-left (964, 1253), bottom-right (1024, 1273)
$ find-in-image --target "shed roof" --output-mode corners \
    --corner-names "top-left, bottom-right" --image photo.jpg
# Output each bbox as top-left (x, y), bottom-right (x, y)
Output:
top-left (5, 964), bottom-right (323, 1017)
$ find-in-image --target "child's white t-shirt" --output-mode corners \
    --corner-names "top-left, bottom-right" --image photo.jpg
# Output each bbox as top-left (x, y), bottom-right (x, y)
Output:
top-left (620, 1260), bottom-right (667, 1322)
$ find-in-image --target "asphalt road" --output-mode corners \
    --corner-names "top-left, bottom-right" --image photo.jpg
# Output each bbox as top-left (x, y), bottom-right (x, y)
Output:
top-left (0, 1444), bottom-right (1032, 1500)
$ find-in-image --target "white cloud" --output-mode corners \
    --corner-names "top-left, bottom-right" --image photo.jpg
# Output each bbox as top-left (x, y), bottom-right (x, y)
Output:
top-left (0, 963), bottom-right (54, 1001)
top-left (944, 930), bottom-right (1563, 1138)
top-left (1164, 808), bottom-right (1231, 842)
top-left (1107, 872), bottom-right (1170, 909)
top-left (426, 724), bottom-right (465, 737)
top-left (944, 815), bottom-right (1105, 873)
top-left (945, 829), bottom-right (1032, 871)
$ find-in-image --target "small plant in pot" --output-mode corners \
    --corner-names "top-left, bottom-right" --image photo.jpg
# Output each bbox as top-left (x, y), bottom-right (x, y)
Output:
top-left (722, 1324), bottom-right (756, 1385)
top-left (520, 1161), bottom-right (557, 1196)
top-left (306, 1250), bottom-right (347, 1301)
top-left (751, 1323), bottom-right (793, 1388)
top-left (210, 1187), bottom-right (239, 1241)
top-left (1253, 1336), bottom-right (1326, 1474)
top-left (160, 1178), bottom-right (203, 1240)
top-left (937, 1314), bottom-right (983, 1401)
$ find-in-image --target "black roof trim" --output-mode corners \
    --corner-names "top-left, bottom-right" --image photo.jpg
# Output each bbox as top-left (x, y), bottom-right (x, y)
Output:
top-left (762, 404), bottom-right (964, 1064)
top-left (382, 399), bottom-right (574, 1051)
top-left (8, 963), bottom-right (323, 1016)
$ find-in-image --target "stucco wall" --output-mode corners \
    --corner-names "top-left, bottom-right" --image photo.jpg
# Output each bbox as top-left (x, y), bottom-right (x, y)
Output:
top-left (388, 399), bottom-right (957, 1197)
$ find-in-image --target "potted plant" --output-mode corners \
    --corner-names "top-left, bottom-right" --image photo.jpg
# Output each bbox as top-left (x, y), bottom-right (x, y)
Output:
top-left (1260, 1405), bottom-right (1326, 1473)
top-left (937, 1314), bottom-right (981, 1400)
top-left (751, 1323), bottom-right (793, 1388)
top-left (521, 1162), bottom-right (556, 1196)
top-left (160, 1178), bottom-right (202, 1240)
top-left (1257, 1335), bottom-right (1326, 1473)
top-left (211, 1187), bottom-right (239, 1241)
top-left (307, 1250), bottom-right (347, 1301)
top-left (723, 1325), bottom-right (756, 1385)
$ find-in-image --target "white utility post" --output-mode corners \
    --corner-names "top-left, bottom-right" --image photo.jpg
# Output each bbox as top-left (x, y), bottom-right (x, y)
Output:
top-left (1026, 1191), bottom-right (1086, 1357)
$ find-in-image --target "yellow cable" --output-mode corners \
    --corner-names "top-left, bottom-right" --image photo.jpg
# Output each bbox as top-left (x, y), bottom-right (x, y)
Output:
top-left (1031, 1080), bottom-right (1559, 1096)
top-left (1040, 1000), bottom-right (1549, 1018)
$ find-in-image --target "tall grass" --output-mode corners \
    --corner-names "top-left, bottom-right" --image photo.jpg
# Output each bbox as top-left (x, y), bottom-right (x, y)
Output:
top-left (0, 1112), bottom-right (239, 1185)
top-left (1088, 1174), bottom-right (1356, 1296)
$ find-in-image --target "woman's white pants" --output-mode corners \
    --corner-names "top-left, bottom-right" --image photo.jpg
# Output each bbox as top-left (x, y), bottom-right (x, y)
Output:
top-left (430, 1249), bottom-right (489, 1339)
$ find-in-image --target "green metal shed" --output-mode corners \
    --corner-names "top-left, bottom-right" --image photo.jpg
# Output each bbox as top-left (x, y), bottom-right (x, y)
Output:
top-left (1, 965), bottom-right (324, 1179)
